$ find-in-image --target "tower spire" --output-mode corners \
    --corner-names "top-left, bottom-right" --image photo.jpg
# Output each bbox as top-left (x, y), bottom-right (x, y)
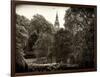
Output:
top-left (56, 12), bottom-right (58, 21)
top-left (54, 12), bottom-right (60, 31)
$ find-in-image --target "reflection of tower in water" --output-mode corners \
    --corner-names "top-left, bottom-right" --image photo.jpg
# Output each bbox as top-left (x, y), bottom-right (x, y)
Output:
top-left (54, 12), bottom-right (60, 32)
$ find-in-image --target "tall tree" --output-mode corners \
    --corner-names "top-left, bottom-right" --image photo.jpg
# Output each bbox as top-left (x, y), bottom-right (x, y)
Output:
top-left (25, 14), bottom-right (54, 58)
top-left (64, 7), bottom-right (96, 67)
top-left (16, 14), bottom-right (30, 72)
top-left (54, 28), bottom-right (73, 63)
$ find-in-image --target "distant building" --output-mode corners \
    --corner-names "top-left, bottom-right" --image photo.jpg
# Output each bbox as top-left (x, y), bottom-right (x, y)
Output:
top-left (54, 12), bottom-right (60, 32)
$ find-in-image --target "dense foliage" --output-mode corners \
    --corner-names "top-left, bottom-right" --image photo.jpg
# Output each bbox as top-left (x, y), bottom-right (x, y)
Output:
top-left (64, 7), bottom-right (96, 67)
top-left (16, 7), bottom-right (96, 72)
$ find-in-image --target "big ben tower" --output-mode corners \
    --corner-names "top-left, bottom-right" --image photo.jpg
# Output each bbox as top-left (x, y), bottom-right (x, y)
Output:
top-left (54, 12), bottom-right (60, 32)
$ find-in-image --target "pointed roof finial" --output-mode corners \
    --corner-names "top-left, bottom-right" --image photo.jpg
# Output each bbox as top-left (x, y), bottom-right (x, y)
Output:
top-left (56, 12), bottom-right (58, 21)
top-left (54, 12), bottom-right (60, 28)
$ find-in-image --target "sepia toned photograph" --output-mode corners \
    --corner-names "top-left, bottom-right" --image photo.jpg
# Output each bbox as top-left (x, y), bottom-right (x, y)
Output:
top-left (11, 1), bottom-right (97, 76)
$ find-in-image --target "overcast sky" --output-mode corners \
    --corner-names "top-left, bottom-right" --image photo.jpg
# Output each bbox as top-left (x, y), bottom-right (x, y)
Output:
top-left (16, 5), bottom-right (69, 28)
